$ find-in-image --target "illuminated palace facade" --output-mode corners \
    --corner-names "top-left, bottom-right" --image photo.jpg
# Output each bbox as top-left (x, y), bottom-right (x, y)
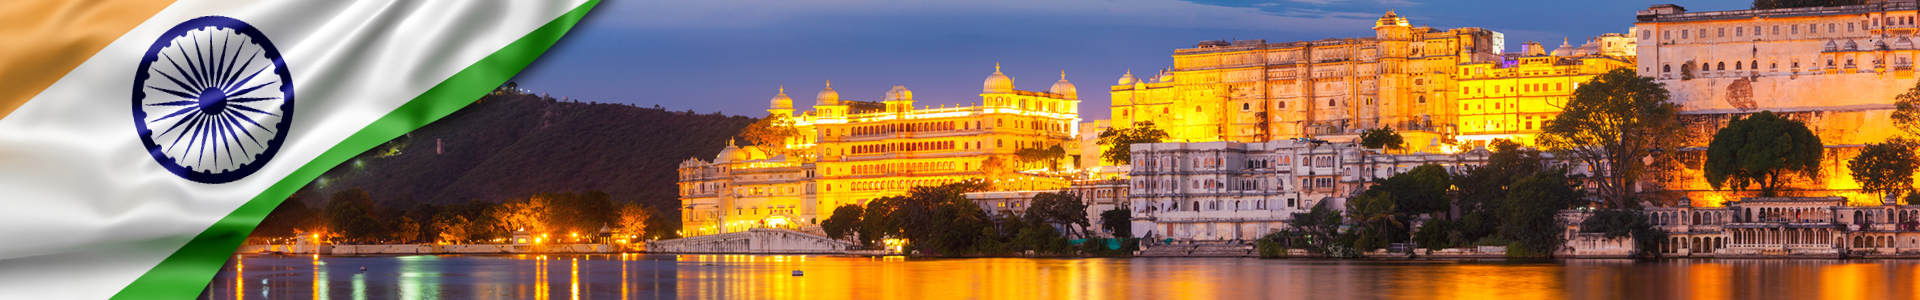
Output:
top-left (1633, 2), bottom-right (1920, 206)
top-left (1454, 41), bottom-right (1635, 146)
top-left (1109, 12), bottom-right (1505, 153)
top-left (677, 65), bottom-right (1083, 236)
top-left (1106, 11), bottom-right (1641, 156)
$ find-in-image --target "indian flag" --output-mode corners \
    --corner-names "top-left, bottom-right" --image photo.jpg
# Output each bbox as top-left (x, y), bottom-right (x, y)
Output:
top-left (0, 0), bottom-right (598, 298)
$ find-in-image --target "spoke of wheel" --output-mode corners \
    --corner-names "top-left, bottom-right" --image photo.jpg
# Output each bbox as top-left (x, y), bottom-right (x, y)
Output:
top-left (227, 108), bottom-right (274, 133)
top-left (215, 34), bottom-right (237, 88)
top-left (151, 105), bottom-right (203, 125)
top-left (146, 85), bottom-right (198, 100)
top-left (155, 68), bottom-right (199, 94)
top-left (156, 111), bottom-right (202, 147)
top-left (227, 69), bottom-right (275, 96)
top-left (224, 48), bottom-right (264, 92)
top-left (228, 103), bottom-right (278, 117)
top-left (163, 50), bottom-right (205, 91)
top-left (186, 31), bottom-right (210, 90)
top-left (215, 114), bottom-right (239, 169)
top-left (167, 113), bottom-right (204, 160)
top-left (223, 113), bottom-right (265, 148)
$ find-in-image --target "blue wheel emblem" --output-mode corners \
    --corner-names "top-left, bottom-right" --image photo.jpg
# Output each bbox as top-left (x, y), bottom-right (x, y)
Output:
top-left (133, 16), bottom-right (293, 184)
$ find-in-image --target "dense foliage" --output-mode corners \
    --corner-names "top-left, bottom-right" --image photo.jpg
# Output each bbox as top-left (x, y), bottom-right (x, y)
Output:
top-left (841, 181), bottom-right (1109, 256)
top-left (1848, 138), bottom-right (1917, 203)
top-left (253, 188), bottom-right (665, 244)
top-left (1015, 145), bottom-right (1070, 171)
top-left (1097, 121), bottom-right (1170, 165)
top-left (1365, 164), bottom-right (1452, 217)
top-left (1540, 68), bottom-right (1687, 208)
top-left (1100, 208), bottom-right (1132, 239)
top-left (1704, 111), bottom-right (1824, 197)
top-left (822, 204), bottom-right (865, 242)
top-left (738, 113), bottom-right (807, 160)
top-left (1359, 126), bottom-right (1405, 151)
top-left (292, 89), bottom-right (755, 236)
top-left (1498, 171), bottom-right (1584, 257)
top-left (1579, 209), bottom-right (1668, 258)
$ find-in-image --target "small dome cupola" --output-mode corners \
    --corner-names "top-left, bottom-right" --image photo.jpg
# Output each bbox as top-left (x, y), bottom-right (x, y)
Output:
top-left (770, 86), bottom-right (793, 110)
top-left (1376, 10), bottom-right (1408, 27)
top-left (1049, 70), bottom-right (1077, 99)
top-left (884, 85), bottom-right (913, 101)
top-left (1551, 38), bottom-right (1575, 56)
top-left (1117, 69), bottom-right (1138, 85)
top-left (815, 80), bottom-right (840, 106)
top-left (983, 63), bottom-right (1015, 93)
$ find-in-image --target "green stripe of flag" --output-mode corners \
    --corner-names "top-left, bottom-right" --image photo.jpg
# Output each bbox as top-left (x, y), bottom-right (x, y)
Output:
top-left (111, 1), bottom-right (600, 298)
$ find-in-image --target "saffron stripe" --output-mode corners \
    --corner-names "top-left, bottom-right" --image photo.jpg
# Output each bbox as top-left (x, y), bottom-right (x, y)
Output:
top-left (0, 0), bottom-right (177, 120)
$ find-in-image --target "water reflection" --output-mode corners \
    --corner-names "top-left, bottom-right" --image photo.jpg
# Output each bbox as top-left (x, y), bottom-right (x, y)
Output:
top-left (206, 255), bottom-right (1920, 299)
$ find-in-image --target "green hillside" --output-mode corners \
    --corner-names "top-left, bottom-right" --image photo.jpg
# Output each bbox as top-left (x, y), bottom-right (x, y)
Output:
top-left (295, 90), bottom-right (755, 234)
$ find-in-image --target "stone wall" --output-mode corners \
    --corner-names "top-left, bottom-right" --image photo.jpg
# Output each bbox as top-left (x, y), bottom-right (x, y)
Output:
top-left (647, 228), bottom-right (852, 254)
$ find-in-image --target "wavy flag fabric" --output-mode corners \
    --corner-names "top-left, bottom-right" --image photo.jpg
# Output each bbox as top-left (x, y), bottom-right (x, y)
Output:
top-left (0, 0), bottom-right (598, 298)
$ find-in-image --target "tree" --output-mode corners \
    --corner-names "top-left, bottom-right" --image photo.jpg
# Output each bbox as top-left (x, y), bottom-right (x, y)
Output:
top-left (1099, 208), bottom-right (1132, 238)
top-left (1288, 201), bottom-right (1348, 256)
top-left (1451, 139), bottom-right (1545, 219)
top-left (1580, 209), bottom-right (1667, 258)
top-left (390, 216), bottom-right (421, 243)
top-left (1344, 192), bottom-right (1403, 252)
top-left (1499, 171), bottom-right (1584, 257)
top-left (495, 197), bottom-right (549, 235)
top-left (1359, 126), bottom-right (1405, 151)
top-left (1097, 121), bottom-right (1170, 165)
top-left (616, 202), bottom-right (653, 241)
top-left (1363, 164), bottom-right (1451, 218)
top-left (822, 204), bottom-right (864, 243)
top-left (1704, 111), bottom-right (1823, 197)
top-left (432, 213), bottom-right (471, 244)
top-left (1015, 145), bottom-right (1069, 171)
top-left (1753, 0), bottom-right (1865, 10)
top-left (738, 112), bottom-right (807, 160)
top-left (1540, 68), bottom-right (1687, 208)
top-left (1029, 192), bottom-right (1091, 238)
top-left (324, 188), bottom-right (385, 243)
top-left (1896, 82), bottom-right (1920, 138)
top-left (1849, 138), bottom-right (1917, 204)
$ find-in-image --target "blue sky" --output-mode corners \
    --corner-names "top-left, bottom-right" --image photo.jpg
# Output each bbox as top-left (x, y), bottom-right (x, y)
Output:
top-left (510, 0), bottom-right (1751, 121)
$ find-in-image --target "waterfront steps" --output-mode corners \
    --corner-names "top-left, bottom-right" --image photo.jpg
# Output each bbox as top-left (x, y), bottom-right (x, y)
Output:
top-left (1135, 243), bottom-right (1255, 257)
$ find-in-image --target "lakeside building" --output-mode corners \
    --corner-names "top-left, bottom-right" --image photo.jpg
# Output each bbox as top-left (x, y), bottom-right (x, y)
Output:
top-left (1453, 41), bottom-right (1636, 147)
top-left (1561, 197), bottom-right (1920, 257)
top-left (678, 65), bottom-right (1083, 237)
top-left (1122, 140), bottom-right (1566, 241)
top-left (1108, 12), bottom-right (1502, 152)
top-left (1103, 11), bottom-right (1640, 159)
top-left (1633, 2), bottom-right (1920, 205)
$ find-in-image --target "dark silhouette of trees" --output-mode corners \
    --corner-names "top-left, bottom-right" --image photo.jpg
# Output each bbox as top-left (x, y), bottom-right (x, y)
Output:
top-left (1704, 111), bottom-right (1824, 197)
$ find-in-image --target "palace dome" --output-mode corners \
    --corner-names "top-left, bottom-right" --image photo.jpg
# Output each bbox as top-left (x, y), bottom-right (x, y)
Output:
top-left (983, 63), bottom-right (1015, 93)
top-left (1551, 38), bottom-right (1575, 56)
top-left (816, 81), bottom-right (840, 106)
top-left (884, 85), bottom-right (913, 101)
top-left (1049, 71), bottom-right (1077, 99)
top-left (714, 141), bottom-right (744, 163)
top-left (1117, 69), bottom-right (1138, 85)
top-left (769, 86), bottom-right (792, 110)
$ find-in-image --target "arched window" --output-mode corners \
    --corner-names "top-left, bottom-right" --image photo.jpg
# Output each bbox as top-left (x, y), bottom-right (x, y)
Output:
top-left (1717, 62), bottom-right (1726, 70)
top-left (1663, 64), bottom-right (1671, 72)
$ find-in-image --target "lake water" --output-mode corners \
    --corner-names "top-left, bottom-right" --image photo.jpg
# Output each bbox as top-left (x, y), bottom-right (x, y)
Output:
top-left (202, 254), bottom-right (1920, 299)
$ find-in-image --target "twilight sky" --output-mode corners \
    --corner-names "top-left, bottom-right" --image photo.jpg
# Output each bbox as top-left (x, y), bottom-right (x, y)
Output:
top-left (510, 0), bottom-right (1751, 122)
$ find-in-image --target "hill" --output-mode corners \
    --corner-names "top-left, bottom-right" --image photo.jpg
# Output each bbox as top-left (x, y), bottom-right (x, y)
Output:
top-left (295, 91), bottom-right (756, 233)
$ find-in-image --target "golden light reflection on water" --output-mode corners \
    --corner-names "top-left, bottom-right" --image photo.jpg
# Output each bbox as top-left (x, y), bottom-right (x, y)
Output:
top-left (211, 254), bottom-right (1920, 299)
top-left (1687, 262), bottom-right (1730, 300)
